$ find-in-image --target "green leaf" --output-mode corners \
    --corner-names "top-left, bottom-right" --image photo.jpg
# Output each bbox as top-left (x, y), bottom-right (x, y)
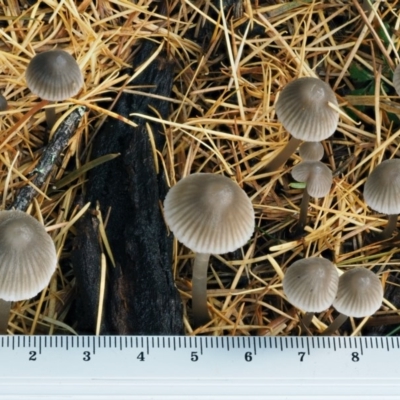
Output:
top-left (289, 182), bottom-right (306, 189)
top-left (378, 22), bottom-right (392, 48)
top-left (349, 63), bottom-right (373, 83)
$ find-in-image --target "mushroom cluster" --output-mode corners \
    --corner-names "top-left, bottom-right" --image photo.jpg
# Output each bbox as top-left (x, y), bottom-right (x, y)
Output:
top-left (282, 257), bottom-right (383, 335)
top-left (265, 77), bottom-right (339, 172)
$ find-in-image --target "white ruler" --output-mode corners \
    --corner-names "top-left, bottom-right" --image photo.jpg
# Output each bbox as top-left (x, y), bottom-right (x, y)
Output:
top-left (0, 335), bottom-right (399, 399)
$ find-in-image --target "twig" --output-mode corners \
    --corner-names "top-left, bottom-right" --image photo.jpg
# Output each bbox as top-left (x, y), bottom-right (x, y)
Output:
top-left (10, 106), bottom-right (86, 211)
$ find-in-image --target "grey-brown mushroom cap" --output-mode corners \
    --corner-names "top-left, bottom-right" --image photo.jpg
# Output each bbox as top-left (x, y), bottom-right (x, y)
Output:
top-left (275, 77), bottom-right (339, 142)
top-left (393, 64), bottom-right (400, 97)
top-left (333, 268), bottom-right (383, 318)
top-left (291, 161), bottom-right (333, 198)
top-left (282, 257), bottom-right (339, 312)
top-left (26, 50), bottom-right (83, 102)
top-left (0, 210), bottom-right (57, 301)
top-left (363, 159), bottom-right (400, 215)
top-left (299, 141), bottom-right (324, 161)
top-left (163, 173), bottom-right (255, 254)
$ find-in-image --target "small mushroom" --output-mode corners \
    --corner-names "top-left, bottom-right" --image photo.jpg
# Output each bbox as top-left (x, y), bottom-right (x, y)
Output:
top-left (322, 268), bottom-right (383, 335)
top-left (26, 49), bottom-right (83, 130)
top-left (291, 160), bottom-right (333, 229)
top-left (283, 257), bottom-right (339, 332)
top-left (164, 173), bottom-right (254, 327)
top-left (363, 159), bottom-right (400, 240)
top-left (299, 141), bottom-right (324, 161)
top-left (265, 77), bottom-right (338, 172)
top-left (0, 210), bottom-right (58, 333)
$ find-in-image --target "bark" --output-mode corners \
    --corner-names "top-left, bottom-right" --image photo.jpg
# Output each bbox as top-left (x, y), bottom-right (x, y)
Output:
top-left (72, 41), bottom-right (183, 335)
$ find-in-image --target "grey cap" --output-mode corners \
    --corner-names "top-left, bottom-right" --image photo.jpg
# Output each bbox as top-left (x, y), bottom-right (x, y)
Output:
top-left (275, 77), bottom-right (339, 142)
top-left (333, 268), bottom-right (383, 318)
top-left (364, 159), bottom-right (400, 215)
top-left (163, 173), bottom-right (255, 254)
top-left (26, 50), bottom-right (83, 101)
top-left (291, 161), bottom-right (333, 197)
top-left (0, 210), bottom-right (57, 301)
top-left (283, 257), bottom-right (339, 312)
top-left (299, 141), bottom-right (324, 161)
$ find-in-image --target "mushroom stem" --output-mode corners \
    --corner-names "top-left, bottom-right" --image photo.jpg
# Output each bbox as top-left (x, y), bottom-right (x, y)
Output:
top-left (45, 102), bottom-right (57, 131)
top-left (300, 312), bottom-right (314, 334)
top-left (192, 252), bottom-right (211, 327)
top-left (380, 214), bottom-right (398, 240)
top-left (0, 299), bottom-right (11, 334)
top-left (321, 313), bottom-right (348, 335)
top-left (264, 137), bottom-right (302, 173)
top-left (298, 190), bottom-right (310, 229)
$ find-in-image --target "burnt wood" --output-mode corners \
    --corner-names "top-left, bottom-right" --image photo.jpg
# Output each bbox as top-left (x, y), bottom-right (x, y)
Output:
top-left (72, 41), bottom-right (183, 335)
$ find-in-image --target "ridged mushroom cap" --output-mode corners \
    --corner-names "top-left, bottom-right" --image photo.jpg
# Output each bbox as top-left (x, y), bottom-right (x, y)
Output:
top-left (393, 64), bottom-right (400, 96)
top-left (163, 173), bottom-right (255, 254)
top-left (0, 210), bottom-right (57, 301)
top-left (283, 257), bottom-right (339, 312)
top-left (291, 161), bottom-right (333, 198)
top-left (26, 50), bottom-right (83, 101)
top-left (299, 141), bottom-right (324, 161)
top-left (333, 268), bottom-right (383, 318)
top-left (275, 77), bottom-right (339, 142)
top-left (364, 159), bottom-right (400, 215)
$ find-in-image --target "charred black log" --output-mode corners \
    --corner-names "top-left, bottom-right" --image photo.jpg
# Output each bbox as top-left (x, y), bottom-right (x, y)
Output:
top-left (72, 41), bottom-right (183, 335)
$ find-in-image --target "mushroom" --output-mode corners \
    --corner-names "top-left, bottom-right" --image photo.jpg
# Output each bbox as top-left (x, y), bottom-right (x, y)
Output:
top-left (299, 141), bottom-right (324, 162)
top-left (0, 210), bottom-right (58, 333)
top-left (265, 77), bottom-right (338, 172)
top-left (363, 159), bottom-right (400, 240)
top-left (282, 257), bottom-right (339, 332)
top-left (291, 160), bottom-right (333, 229)
top-left (322, 268), bottom-right (383, 335)
top-left (26, 49), bottom-right (83, 130)
top-left (163, 173), bottom-right (254, 327)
